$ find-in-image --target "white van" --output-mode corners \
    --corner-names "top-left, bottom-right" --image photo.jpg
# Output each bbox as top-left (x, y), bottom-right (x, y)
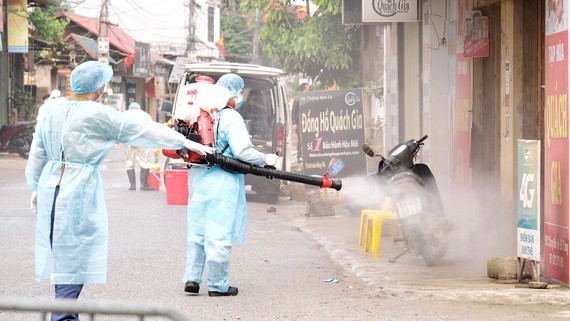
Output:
top-left (171, 62), bottom-right (292, 203)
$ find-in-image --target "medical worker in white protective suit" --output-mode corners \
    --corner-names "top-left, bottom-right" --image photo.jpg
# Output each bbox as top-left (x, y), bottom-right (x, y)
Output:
top-left (183, 74), bottom-right (279, 297)
top-left (123, 101), bottom-right (154, 191)
top-left (25, 61), bottom-right (214, 321)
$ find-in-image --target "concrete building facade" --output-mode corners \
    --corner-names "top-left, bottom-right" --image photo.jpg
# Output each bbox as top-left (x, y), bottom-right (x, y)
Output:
top-left (356, 0), bottom-right (570, 284)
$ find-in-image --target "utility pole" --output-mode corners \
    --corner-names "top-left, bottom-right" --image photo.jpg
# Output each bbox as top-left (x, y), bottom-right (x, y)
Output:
top-left (186, 0), bottom-right (195, 59)
top-left (98, 0), bottom-right (110, 65)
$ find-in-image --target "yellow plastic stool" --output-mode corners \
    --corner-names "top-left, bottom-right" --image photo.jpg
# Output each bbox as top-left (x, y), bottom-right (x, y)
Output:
top-left (358, 197), bottom-right (392, 245)
top-left (358, 197), bottom-right (398, 253)
top-left (364, 211), bottom-right (398, 253)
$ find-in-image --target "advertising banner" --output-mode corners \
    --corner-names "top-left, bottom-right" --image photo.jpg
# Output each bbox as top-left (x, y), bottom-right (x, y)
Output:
top-left (362, 0), bottom-right (419, 22)
top-left (134, 42), bottom-right (150, 78)
top-left (517, 140), bottom-right (541, 261)
top-left (126, 79), bottom-right (137, 107)
top-left (7, 0), bottom-right (28, 53)
top-left (463, 11), bottom-right (489, 58)
top-left (298, 89), bottom-right (367, 178)
top-left (107, 94), bottom-right (124, 111)
top-left (342, 0), bottom-right (419, 24)
top-left (544, 0), bottom-right (569, 284)
top-left (168, 57), bottom-right (192, 83)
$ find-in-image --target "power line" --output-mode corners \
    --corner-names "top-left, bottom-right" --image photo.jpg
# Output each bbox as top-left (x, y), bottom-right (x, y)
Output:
top-left (107, 1), bottom-right (186, 43)
top-left (68, 0), bottom-right (93, 6)
top-left (74, 0), bottom-right (188, 43)
top-left (124, 0), bottom-right (186, 18)
top-left (112, 7), bottom-right (187, 26)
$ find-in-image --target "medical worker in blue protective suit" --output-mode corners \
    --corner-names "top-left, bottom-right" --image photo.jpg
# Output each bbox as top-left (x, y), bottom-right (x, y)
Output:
top-left (25, 61), bottom-right (214, 321)
top-left (183, 74), bottom-right (279, 297)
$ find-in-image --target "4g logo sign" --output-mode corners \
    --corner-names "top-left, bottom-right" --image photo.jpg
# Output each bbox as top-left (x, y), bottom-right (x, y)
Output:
top-left (519, 173), bottom-right (536, 209)
top-left (517, 140), bottom-right (540, 262)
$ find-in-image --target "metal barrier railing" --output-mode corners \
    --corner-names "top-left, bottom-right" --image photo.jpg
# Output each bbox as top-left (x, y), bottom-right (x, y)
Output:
top-left (0, 297), bottom-right (189, 321)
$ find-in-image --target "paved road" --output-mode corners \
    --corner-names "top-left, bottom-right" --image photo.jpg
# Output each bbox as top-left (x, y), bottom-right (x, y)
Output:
top-left (0, 149), bottom-right (568, 320)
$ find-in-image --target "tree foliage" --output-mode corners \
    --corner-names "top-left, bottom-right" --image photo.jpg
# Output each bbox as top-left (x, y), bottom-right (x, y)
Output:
top-left (220, 8), bottom-right (253, 63)
top-left (29, 3), bottom-right (70, 64)
top-left (29, 6), bottom-right (69, 45)
top-left (241, 0), bottom-right (361, 88)
top-left (12, 87), bottom-right (38, 120)
top-left (221, 2), bottom-right (273, 65)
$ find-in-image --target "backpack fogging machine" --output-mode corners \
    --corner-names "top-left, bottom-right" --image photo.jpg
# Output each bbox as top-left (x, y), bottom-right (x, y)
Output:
top-left (162, 81), bottom-right (342, 191)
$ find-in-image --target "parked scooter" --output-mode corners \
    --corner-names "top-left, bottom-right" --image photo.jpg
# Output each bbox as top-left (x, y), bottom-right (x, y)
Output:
top-left (0, 121), bottom-right (35, 159)
top-left (362, 135), bottom-right (451, 266)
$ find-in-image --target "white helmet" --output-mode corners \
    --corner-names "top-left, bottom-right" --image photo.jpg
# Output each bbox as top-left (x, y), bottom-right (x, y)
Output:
top-left (48, 89), bottom-right (61, 100)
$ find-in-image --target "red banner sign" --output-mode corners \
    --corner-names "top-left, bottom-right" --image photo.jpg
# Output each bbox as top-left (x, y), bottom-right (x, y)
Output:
top-left (464, 38), bottom-right (489, 58)
top-left (544, 29), bottom-right (569, 284)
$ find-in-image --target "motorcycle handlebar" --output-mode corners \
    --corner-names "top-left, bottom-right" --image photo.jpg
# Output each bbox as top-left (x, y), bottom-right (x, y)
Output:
top-left (417, 135), bottom-right (428, 145)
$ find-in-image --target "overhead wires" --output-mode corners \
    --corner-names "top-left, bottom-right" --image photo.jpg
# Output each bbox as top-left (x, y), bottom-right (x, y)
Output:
top-left (74, 0), bottom-right (188, 43)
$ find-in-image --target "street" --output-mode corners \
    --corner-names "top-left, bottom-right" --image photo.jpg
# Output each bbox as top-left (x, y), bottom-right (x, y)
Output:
top-left (0, 148), bottom-right (569, 321)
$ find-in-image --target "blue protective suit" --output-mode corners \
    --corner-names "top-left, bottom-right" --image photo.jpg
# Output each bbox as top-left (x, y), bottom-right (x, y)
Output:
top-left (26, 98), bottom-right (186, 284)
top-left (183, 106), bottom-right (265, 292)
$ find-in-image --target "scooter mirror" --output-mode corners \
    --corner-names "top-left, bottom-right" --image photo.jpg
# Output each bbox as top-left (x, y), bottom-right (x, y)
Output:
top-left (362, 144), bottom-right (376, 157)
top-left (162, 100), bottom-right (173, 114)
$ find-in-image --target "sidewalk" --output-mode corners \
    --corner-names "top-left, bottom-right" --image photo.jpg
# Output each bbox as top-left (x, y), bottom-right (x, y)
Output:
top-left (278, 192), bottom-right (570, 307)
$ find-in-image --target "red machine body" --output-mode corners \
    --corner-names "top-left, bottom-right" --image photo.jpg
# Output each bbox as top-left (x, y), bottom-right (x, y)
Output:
top-left (162, 109), bottom-right (217, 164)
top-left (162, 147), bottom-right (182, 160)
top-left (197, 110), bottom-right (214, 146)
top-left (187, 110), bottom-right (215, 163)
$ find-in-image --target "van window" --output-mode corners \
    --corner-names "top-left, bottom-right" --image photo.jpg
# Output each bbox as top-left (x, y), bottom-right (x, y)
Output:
top-left (238, 78), bottom-right (277, 142)
top-left (240, 88), bottom-right (273, 140)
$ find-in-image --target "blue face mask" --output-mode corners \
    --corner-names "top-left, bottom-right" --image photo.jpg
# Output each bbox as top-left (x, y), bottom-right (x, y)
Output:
top-left (235, 93), bottom-right (243, 109)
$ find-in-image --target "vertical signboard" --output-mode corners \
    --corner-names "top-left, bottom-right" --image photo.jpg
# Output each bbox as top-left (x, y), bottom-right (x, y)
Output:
top-left (517, 140), bottom-right (541, 261)
top-left (168, 57), bottom-right (191, 83)
top-left (0, 0), bottom-right (4, 34)
top-left (449, 1), bottom-right (472, 188)
top-left (298, 89), bottom-right (367, 178)
top-left (125, 78), bottom-right (137, 107)
top-left (7, 0), bottom-right (28, 53)
top-left (97, 37), bottom-right (109, 65)
top-left (134, 42), bottom-right (150, 78)
top-left (463, 10), bottom-right (489, 58)
top-left (544, 0), bottom-right (570, 284)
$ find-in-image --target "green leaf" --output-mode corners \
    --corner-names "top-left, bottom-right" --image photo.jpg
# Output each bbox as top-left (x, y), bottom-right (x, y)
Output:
top-left (254, 1), bottom-right (360, 87)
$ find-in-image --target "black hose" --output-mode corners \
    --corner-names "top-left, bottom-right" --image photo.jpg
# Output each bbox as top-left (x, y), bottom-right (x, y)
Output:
top-left (205, 153), bottom-right (342, 191)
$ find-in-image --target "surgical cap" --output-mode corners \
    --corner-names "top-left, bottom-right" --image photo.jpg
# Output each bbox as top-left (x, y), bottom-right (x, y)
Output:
top-left (128, 102), bottom-right (141, 109)
top-left (70, 61), bottom-right (113, 94)
top-left (216, 74), bottom-right (244, 98)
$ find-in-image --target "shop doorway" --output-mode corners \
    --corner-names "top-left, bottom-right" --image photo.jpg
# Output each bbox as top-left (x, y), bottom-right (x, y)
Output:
top-left (471, 5), bottom-right (501, 213)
